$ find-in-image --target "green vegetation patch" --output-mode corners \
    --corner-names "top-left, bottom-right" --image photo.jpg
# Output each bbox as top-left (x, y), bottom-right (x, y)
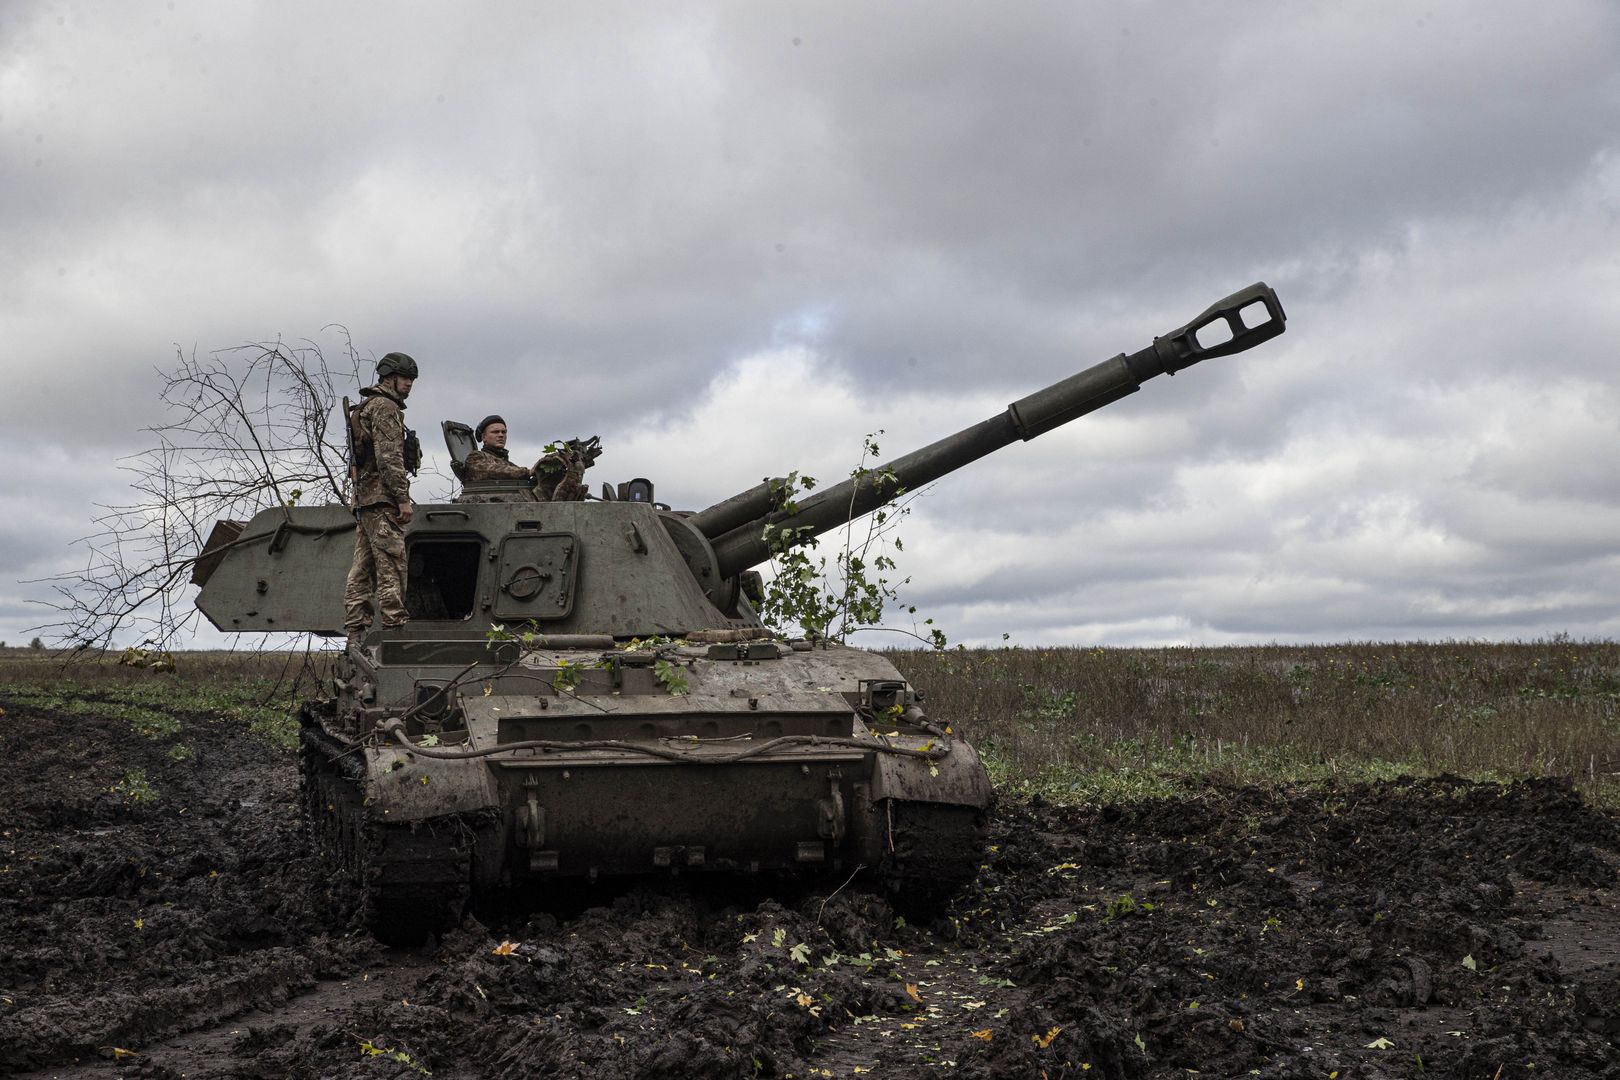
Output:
top-left (894, 638), bottom-right (1620, 811)
top-left (113, 768), bottom-right (159, 803)
top-left (0, 650), bottom-right (320, 752)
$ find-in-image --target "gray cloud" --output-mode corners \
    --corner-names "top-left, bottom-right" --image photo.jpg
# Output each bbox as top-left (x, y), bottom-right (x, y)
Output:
top-left (3, 0), bottom-right (1619, 647)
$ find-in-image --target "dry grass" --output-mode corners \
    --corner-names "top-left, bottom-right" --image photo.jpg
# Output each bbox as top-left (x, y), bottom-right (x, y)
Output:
top-left (5, 641), bottom-right (1617, 809)
top-left (892, 639), bottom-right (1620, 810)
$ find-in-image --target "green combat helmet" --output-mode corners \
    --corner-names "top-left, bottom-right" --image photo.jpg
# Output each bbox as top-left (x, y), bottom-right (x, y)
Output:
top-left (376, 352), bottom-right (419, 380)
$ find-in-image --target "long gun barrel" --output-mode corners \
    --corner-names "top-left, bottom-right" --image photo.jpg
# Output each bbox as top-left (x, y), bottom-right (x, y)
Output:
top-left (705, 282), bottom-right (1286, 579)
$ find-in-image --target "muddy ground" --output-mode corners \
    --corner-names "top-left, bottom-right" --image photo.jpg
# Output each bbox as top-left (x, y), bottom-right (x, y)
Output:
top-left (2, 690), bottom-right (1618, 1080)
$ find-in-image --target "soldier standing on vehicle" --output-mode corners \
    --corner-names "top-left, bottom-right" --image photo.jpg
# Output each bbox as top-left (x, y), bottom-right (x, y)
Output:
top-left (463, 414), bottom-right (595, 502)
top-left (343, 352), bottom-right (421, 650)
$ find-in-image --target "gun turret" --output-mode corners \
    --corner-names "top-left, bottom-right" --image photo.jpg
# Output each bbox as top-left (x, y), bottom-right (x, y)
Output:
top-left (699, 282), bottom-right (1285, 579)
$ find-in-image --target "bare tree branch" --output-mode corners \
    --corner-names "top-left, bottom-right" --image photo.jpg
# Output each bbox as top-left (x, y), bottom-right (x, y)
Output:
top-left (29, 331), bottom-right (367, 652)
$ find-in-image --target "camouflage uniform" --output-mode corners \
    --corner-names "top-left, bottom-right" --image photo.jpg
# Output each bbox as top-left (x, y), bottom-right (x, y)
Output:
top-left (463, 445), bottom-right (532, 484)
top-left (344, 384), bottom-right (412, 645)
top-left (462, 445), bottom-right (588, 502)
top-left (533, 451), bottom-right (588, 503)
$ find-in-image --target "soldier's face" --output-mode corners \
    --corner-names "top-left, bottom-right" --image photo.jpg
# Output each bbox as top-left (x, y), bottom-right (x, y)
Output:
top-left (392, 375), bottom-right (415, 399)
top-left (483, 422), bottom-right (507, 449)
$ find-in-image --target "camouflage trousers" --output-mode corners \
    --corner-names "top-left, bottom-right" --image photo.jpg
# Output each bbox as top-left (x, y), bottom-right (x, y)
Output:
top-left (344, 506), bottom-right (409, 643)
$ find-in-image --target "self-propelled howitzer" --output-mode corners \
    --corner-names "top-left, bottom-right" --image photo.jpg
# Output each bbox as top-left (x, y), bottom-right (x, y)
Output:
top-left (192, 283), bottom-right (1285, 941)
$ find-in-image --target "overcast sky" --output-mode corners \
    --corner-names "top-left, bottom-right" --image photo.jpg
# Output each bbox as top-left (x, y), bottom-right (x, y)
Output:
top-left (4, 0), bottom-right (1619, 649)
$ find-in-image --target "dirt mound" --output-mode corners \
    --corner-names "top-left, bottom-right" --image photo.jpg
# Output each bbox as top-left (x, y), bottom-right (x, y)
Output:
top-left (2, 688), bottom-right (1617, 1078)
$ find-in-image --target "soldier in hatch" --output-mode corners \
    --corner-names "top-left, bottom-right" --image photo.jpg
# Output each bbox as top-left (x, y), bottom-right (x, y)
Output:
top-left (343, 352), bottom-right (421, 650)
top-left (463, 414), bottom-right (594, 502)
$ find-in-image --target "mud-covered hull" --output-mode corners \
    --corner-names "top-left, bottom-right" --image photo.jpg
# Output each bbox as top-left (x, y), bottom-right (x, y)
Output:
top-left (297, 643), bottom-right (992, 940)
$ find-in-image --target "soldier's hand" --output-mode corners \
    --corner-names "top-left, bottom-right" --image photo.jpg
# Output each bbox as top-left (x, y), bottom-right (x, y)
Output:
top-left (396, 501), bottom-right (414, 525)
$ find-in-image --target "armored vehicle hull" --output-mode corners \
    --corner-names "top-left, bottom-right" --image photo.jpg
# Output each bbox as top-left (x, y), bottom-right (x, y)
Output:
top-left (195, 283), bottom-right (1286, 940)
top-left (299, 625), bottom-right (989, 939)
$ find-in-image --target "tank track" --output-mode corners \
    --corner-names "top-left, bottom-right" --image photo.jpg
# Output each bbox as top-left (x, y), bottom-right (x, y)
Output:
top-left (298, 705), bottom-right (474, 943)
top-left (876, 800), bottom-right (988, 912)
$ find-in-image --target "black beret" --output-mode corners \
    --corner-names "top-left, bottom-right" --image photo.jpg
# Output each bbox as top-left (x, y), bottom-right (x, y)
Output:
top-left (476, 414), bottom-right (506, 441)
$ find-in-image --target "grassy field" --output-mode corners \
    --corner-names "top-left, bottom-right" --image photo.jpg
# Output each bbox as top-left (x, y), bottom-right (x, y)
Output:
top-left (0, 646), bottom-right (331, 753)
top-left (4, 640), bottom-right (1617, 809)
top-left (892, 639), bottom-right (1620, 809)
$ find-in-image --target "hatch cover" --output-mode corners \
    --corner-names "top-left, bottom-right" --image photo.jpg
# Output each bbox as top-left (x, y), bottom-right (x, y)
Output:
top-left (493, 533), bottom-right (578, 620)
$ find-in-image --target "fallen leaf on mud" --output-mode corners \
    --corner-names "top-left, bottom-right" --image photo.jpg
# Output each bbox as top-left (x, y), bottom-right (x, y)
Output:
top-left (109, 1048), bottom-right (137, 1060)
top-left (1365, 1037), bottom-right (1393, 1049)
top-left (905, 983), bottom-right (923, 1002)
top-left (1033, 1026), bottom-right (1061, 1048)
top-left (133, 918), bottom-right (143, 930)
top-left (491, 940), bottom-right (519, 955)
top-left (1462, 954), bottom-right (1477, 971)
top-left (960, 1000), bottom-right (986, 1010)
top-left (969, 1029), bottom-right (993, 1040)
